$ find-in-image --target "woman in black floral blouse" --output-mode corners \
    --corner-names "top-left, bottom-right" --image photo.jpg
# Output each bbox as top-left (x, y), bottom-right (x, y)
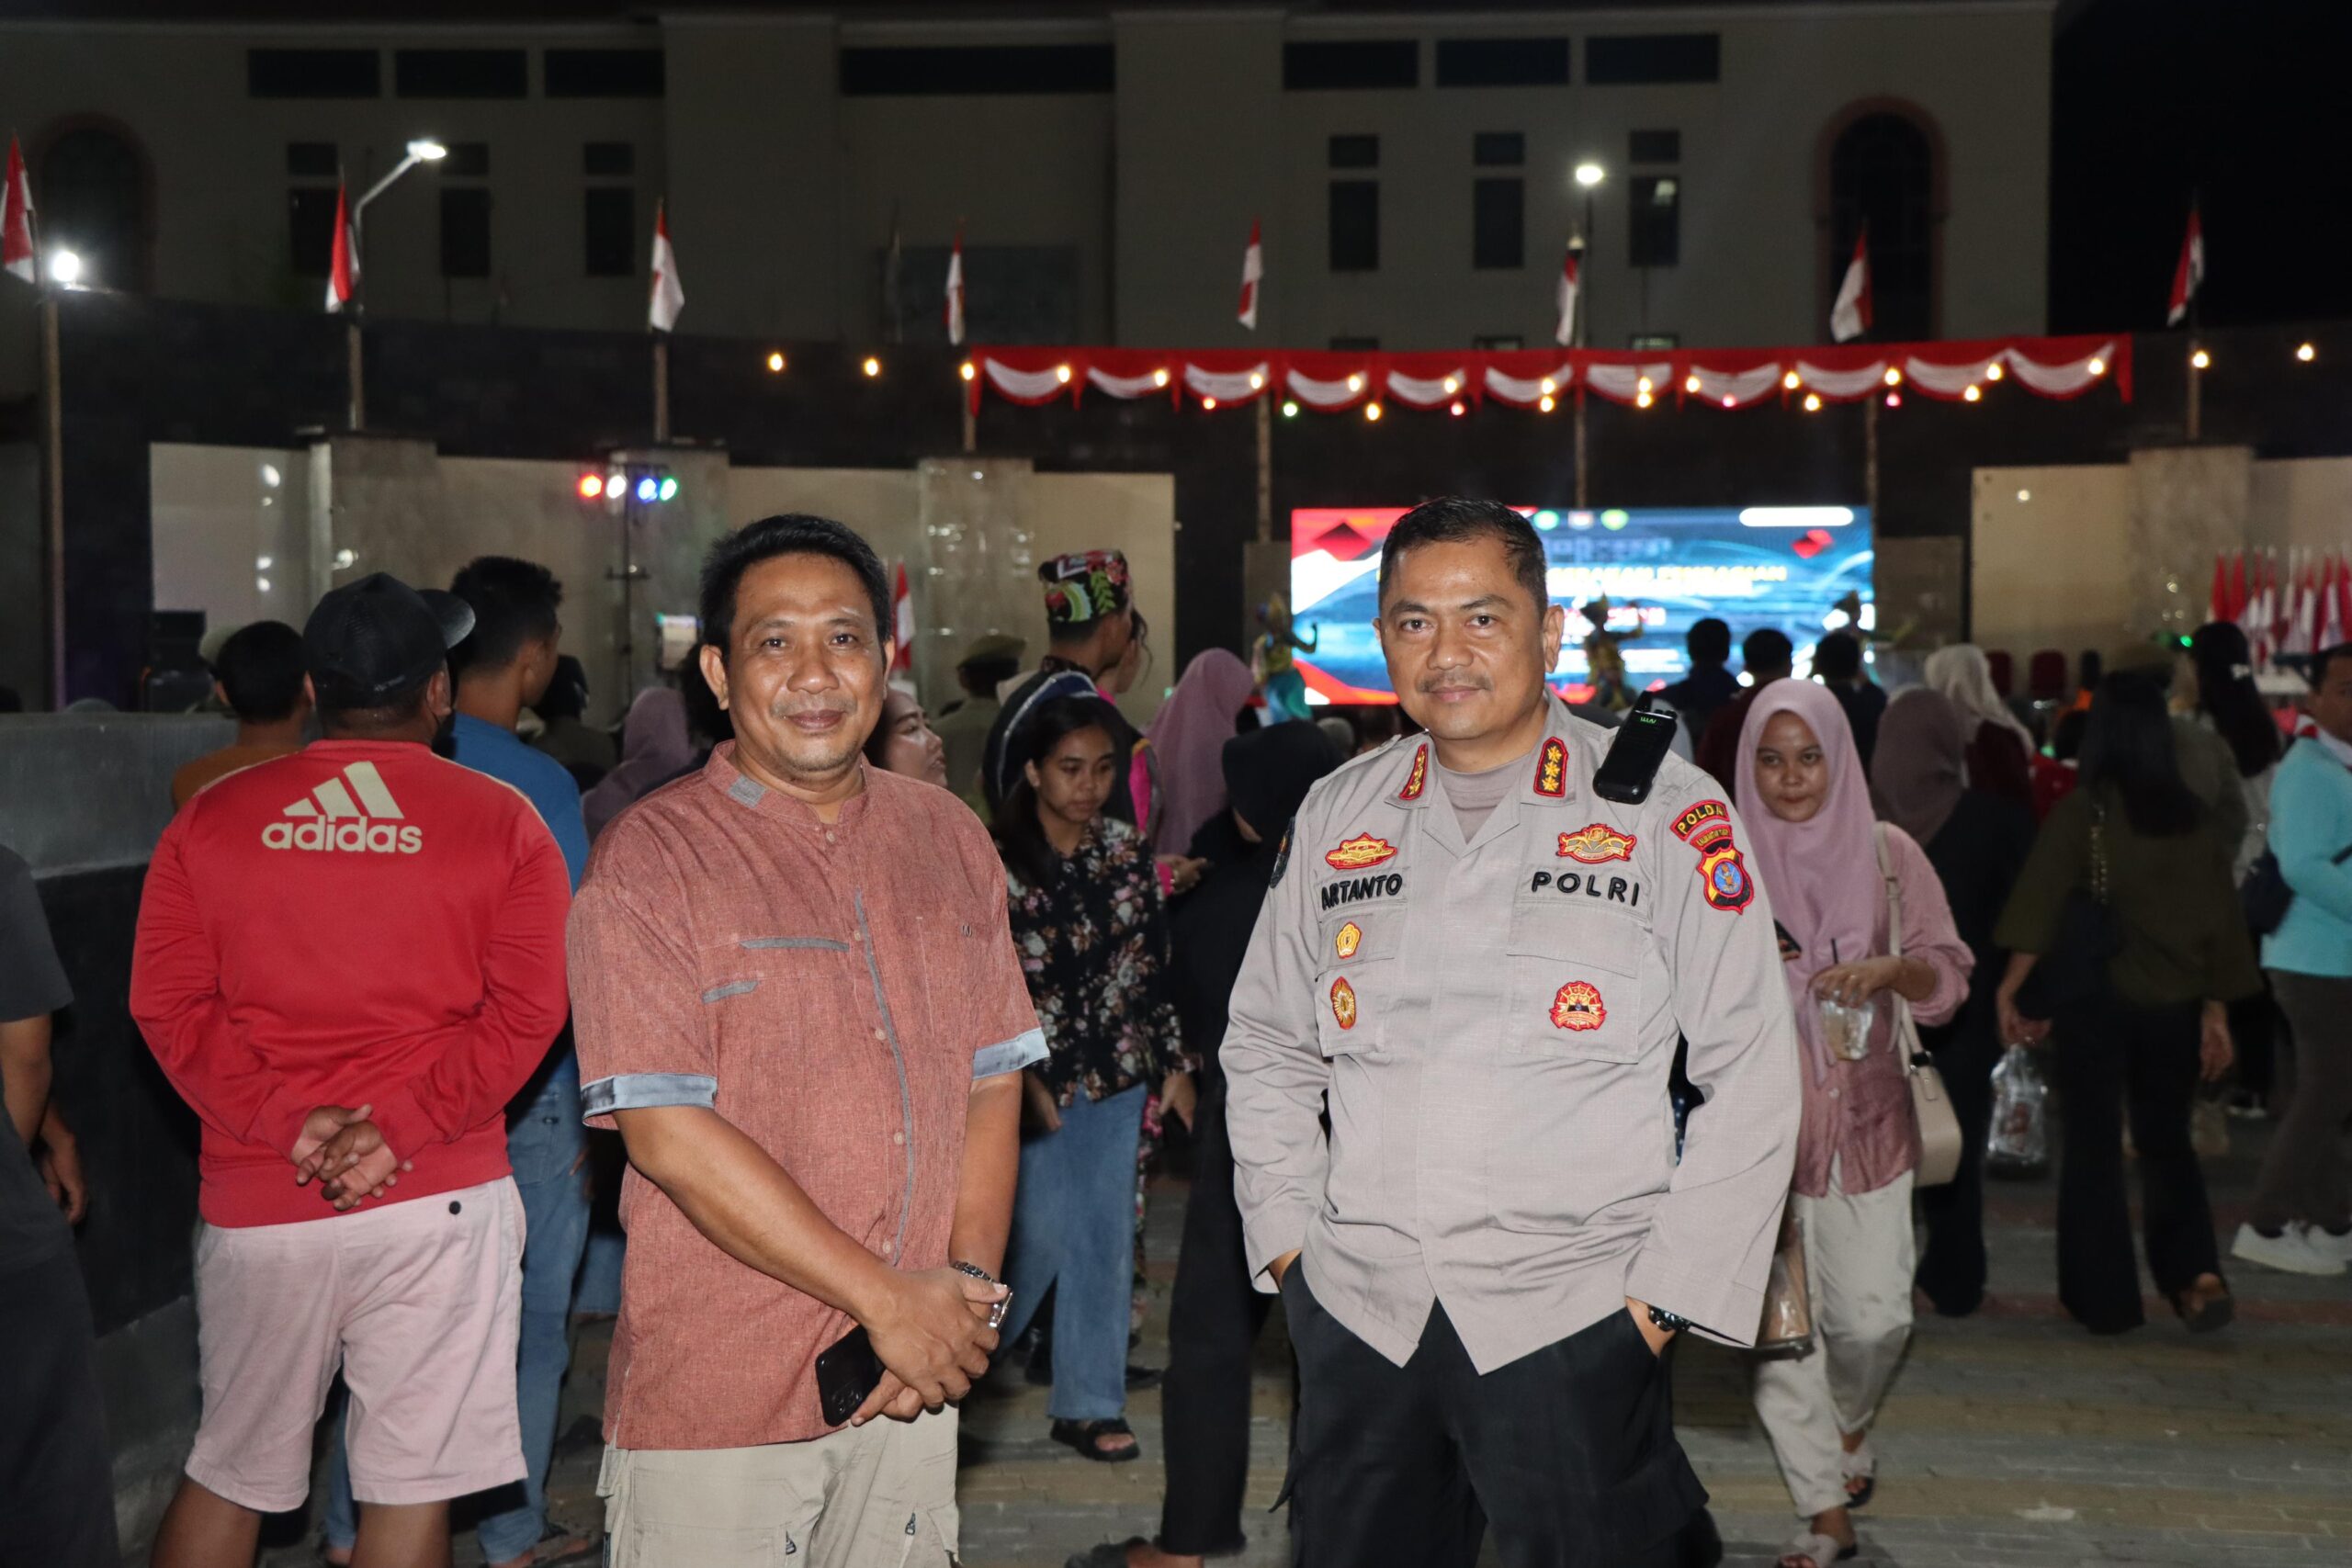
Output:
top-left (992, 695), bottom-right (1189, 1463)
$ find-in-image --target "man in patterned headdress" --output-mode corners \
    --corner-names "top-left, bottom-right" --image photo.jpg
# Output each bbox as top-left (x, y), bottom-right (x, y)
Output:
top-left (983, 550), bottom-right (1147, 825)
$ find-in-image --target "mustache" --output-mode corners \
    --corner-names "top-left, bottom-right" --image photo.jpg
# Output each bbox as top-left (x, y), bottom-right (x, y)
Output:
top-left (1417, 675), bottom-right (1493, 694)
top-left (767, 697), bottom-right (857, 718)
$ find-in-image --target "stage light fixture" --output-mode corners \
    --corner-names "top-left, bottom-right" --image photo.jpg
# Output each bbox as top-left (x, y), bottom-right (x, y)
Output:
top-left (2299, 342), bottom-right (2317, 363)
top-left (2190, 348), bottom-right (2211, 370)
top-left (1781, 370), bottom-right (1801, 391)
top-left (49, 249), bottom-right (84, 287)
top-left (1962, 385), bottom-right (1983, 402)
top-left (636, 476), bottom-right (659, 503)
top-left (766, 352), bottom-right (786, 373)
top-left (603, 473), bottom-right (627, 500)
top-left (862, 356), bottom-right (882, 378)
top-left (659, 476), bottom-right (678, 502)
top-left (577, 474), bottom-right (604, 500)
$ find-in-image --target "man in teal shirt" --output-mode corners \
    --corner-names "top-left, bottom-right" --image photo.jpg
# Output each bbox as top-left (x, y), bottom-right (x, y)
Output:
top-left (2236, 642), bottom-right (2352, 1279)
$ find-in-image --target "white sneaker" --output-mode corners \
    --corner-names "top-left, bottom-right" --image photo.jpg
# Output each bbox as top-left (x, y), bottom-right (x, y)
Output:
top-left (2308, 1226), bottom-right (2352, 1267)
top-left (2231, 1222), bottom-right (2348, 1277)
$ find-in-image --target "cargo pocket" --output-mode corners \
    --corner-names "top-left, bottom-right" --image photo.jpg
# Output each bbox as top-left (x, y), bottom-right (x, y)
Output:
top-left (921, 1502), bottom-right (962, 1564)
top-left (1504, 902), bottom-right (1647, 1063)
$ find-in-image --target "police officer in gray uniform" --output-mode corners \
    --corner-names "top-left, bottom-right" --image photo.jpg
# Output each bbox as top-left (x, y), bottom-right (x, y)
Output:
top-left (1225, 497), bottom-right (1802, 1568)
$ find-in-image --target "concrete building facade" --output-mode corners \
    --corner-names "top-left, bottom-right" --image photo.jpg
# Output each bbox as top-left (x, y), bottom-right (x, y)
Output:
top-left (0, 2), bottom-right (2055, 352)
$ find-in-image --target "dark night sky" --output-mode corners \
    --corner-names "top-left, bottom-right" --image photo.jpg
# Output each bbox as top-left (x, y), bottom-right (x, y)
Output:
top-left (2051, 0), bottom-right (2352, 333)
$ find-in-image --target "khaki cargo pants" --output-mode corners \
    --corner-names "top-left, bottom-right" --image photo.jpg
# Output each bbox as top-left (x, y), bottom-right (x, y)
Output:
top-left (600, 1409), bottom-right (959, 1566)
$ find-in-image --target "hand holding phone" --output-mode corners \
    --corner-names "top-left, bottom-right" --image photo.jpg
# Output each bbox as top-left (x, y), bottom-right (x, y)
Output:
top-left (822, 1267), bottom-right (1009, 1427)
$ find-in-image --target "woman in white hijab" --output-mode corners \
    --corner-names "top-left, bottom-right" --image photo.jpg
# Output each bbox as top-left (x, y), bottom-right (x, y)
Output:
top-left (1924, 645), bottom-right (2037, 811)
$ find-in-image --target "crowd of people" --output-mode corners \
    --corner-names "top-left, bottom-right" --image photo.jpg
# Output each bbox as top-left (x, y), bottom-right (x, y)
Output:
top-left (3, 496), bottom-right (2349, 1568)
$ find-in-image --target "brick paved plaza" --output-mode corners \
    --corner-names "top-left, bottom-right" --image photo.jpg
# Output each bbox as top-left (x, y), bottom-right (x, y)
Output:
top-left (251, 1114), bottom-right (2352, 1568)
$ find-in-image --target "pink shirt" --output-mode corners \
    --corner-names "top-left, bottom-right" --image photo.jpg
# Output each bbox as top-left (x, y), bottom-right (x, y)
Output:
top-left (1790, 825), bottom-right (1972, 1198)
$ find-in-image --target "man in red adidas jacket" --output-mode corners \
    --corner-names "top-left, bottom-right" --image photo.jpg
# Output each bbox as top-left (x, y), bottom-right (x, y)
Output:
top-left (131, 573), bottom-right (572, 1568)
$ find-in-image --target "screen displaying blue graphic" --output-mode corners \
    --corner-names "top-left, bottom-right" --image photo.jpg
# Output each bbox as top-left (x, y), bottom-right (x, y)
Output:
top-left (1288, 505), bottom-right (1874, 702)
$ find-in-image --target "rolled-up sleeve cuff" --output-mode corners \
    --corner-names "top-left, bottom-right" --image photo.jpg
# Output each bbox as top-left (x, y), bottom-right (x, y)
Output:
top-left (972, 1028), bottom-right (1048, 1080)
top-left (1625, 1247), bottom-right (1767, 1349)
top-left (581, 1072), bottom-right (718, 1125)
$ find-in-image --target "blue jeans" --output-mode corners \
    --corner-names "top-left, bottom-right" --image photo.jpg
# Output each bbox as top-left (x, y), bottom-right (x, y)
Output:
top-left (324, 1068), bottom-right (591, 1562)
top-left (999, 1082), bottom-right (1147, 1423)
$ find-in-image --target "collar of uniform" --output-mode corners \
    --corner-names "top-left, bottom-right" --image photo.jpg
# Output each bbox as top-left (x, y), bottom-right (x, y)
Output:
top-left (704, 740), bottom-right (876, 831)
top-left (1517, 694), bottom-right (1582, 807)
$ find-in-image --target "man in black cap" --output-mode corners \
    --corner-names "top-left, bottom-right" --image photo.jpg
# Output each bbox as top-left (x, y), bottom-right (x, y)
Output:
top-left (984, 550), bottom-right (1145, 825)
top-left (131, 573), bottom-right (573, 1568)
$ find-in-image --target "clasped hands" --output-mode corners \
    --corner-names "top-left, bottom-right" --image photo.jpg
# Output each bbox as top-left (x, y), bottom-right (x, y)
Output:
top-left (850, 1267), bottom-right (1013, 1428)
top-left (290, 1104), bottom-right (412, 1212)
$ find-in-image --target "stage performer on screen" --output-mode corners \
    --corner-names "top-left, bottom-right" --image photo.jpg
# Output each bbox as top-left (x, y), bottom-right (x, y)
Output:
top-left (1253, 593), bottom-right (1319, 722)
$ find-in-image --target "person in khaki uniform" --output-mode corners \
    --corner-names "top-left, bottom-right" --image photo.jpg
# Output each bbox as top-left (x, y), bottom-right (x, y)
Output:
top-left (1224, 497), bottom-right (1802, 1568)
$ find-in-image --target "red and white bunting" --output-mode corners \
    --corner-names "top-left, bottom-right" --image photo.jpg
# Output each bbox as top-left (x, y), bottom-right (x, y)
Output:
top-left (1237, 220), bottom-right (1263, 331)
top-left (324, 184), bottom-right (356, 312)
top-left (965, 335), bottom-right (2128, 416)
top-left (2, 137), bottom-right (36, 285)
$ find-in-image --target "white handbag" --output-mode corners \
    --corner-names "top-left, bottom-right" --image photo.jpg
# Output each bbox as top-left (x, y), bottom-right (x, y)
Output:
top-left (1879, 826), bottom-right (1962, 1188)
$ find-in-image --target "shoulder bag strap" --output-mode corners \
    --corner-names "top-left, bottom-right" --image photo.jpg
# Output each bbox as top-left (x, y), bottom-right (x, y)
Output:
top-left (1876, 825), bottom-right (1927, 1056)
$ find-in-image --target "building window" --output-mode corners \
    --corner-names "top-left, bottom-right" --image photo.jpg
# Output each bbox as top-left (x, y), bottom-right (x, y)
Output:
top-left (249, 49), bottom-right (379, 99)
top-left (288, 186), bottom-right (338, 276)
top-left (396, 49), bottom-right (527, 99)
top-left (839, 44), bottom-right (1114, 96)
top-left (1284, 40), bottom-right (1418, 91)
top-left (545, 49), bottom-right (664, 97)
top-left (286, 142), bottom-right (339, 178)
top-left (440, 141), bottom-right (490, 179)
top-left (440, 187), bottom-right (491, 278)
top-left (1474, 178), bottom-right (1524, 270)
top-left (1630, 129), bottom-right (1680, 164)
top-left (1587, 34), bottom-right (1720, 85)
top-left (1473, 131), bottom-right (1524, 167)
top-left (1629, 175), bottom-right (1680, 267)
top-left (1434, 38), bottom-right (1568, 87)
top-left (582, 141), bottom-right (634, 177)
top-left (585, 187), bottom-right (635, 277)
top-left (1828, 111), bottom-right (1936, 340)
top-left (1329, 181), bottom-right (1378, 272)
top-left (1329, 134), bottom-right (1379, 170)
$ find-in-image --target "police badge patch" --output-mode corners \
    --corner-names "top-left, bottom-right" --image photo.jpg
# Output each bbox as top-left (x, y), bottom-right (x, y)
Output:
top-left (1270, 825), bottom-right (1293, 887)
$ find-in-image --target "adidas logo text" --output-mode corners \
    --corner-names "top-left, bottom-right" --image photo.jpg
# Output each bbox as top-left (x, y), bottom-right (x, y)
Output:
top-left (261, 761), bottom-right (424, 854)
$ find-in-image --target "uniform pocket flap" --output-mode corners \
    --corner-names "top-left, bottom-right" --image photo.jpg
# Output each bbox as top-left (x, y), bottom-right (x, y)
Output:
top-left (1507, 902), bottom-right (1645, 976)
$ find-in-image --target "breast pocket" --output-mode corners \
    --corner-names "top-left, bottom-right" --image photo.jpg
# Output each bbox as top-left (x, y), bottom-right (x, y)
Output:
top-left (1314, 906), bottom-right (1398, 1059)
top-left (1505, 901), bottom-right (1649, 1064)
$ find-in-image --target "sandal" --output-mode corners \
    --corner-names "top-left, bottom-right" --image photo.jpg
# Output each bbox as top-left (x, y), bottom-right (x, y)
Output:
top-left (1839, 1438), bottom-right (1876, 1509)
top-left (2173, 1275), bottom-right (2235, 1334)
top-left (1050, 1416), bottom-right (1142, 1463)
top-left (1777, 1529), bottom-right (1858, 1568)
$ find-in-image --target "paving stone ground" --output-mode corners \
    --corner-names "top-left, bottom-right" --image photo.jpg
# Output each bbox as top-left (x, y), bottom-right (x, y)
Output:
top-left (252, 1111), bottom-right (2352, 1568)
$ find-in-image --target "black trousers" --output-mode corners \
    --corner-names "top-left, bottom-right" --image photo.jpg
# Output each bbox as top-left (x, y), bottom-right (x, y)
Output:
top-left (1281, 1269), bottom-right (1703, 1568)
top-left (1157, 1091), bottom-right (1275, 1556)
top-left (2052, 997), bottom-right (2222, 1334)
top-left (1915, 1015), bottom-right (1997, 1315)
top-left (0, 1246), bottom-right (120, 1568)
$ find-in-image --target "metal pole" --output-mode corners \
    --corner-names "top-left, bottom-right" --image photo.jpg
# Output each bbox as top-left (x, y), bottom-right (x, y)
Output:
top-left (40, 296), bottom-right (65, 708)
top-left (1580, 190), bottom-right (1595, 348)
top-left (652, 337), bottom-right (671, 445)
top-left (2187, 351), bottom-right (2202, 443)
top-left (962, 390), bottom-right (977, 456)
top-left (1864, 392), bottom-right (1881, 529)
top-left (1574, 392), bottom-right (1589, 510)
top-left (345, 320), bottom-right (365, 432)
top-left (1256, 393), bottom-right (1272, 544)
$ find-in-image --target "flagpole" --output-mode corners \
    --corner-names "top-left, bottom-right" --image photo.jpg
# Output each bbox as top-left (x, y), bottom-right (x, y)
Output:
top-left (1574, 390), bottom-right (1589, 510)
top-left (2186, 189), bottom-right (2202, 442)
top-left (40, 291), bottom-right (64, 708)
top-left (1256, 394), bottom-right (1272, 545)
top-left (652, 335), bottom-right (671, 445)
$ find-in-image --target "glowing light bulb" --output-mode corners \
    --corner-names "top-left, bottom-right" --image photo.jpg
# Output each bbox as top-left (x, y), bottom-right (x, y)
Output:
top-left (1683, 374), bottom-right (1702, 395)
top-left (1248, 370), bottom-right (1265, 389)
top-left (1883, 367), bottom-right (1903, 387)
top-left (1152, 367), bottom-right (1170, 387)
top-left (1202, 396), bottom-right (1218, 411)
top-left (1449, 400), bottom-right (1466, 417)
top-left (1884, 391), bottom-right (1902, 409)
top-left (1721, 395), bottom-right (1736, 409)
top-left (1634, 389), bottom-right (1653, 409)
top-left (1962, 384), bottom-right (1983, 402)
top-left (2298, 342), bottom-right (2317, 363)
top-left (1364, 401), bottom-right (1383, 423)
top-left (2190, 348), bottom-right (2211, 370)
top-left (1781, 370), bottom-right (1801, 391)
top-left (1538, 394), bottom-right (1556, 413)
top-left (1442, 376), bottom-right (1460, 394)
top-left (1281, 400), bottom-right (1299, 418)
top-left (1636, 375), bottom-right (1654, 394)
top-left (862, 356), bottom-right (882, 378)
top-left (1804, 393), bottom-right (1823, 412)
top-left (1347, 374), bottom-right (1365, 393)
top-left (577, 474), bottom-right (603, 500)
top-left (958, 361), bottom-right (976, 381)
top-left (766, 351), bottom-right (786, 373)
top-left (2088, 356), bottom-right (2107, 376)
top-left (1984, 360), bottom-right (2006, 381)
top-left (1539, 377), bottom-right (1557, 395)
top-left (1055, 364), bottom-right (1073, 384)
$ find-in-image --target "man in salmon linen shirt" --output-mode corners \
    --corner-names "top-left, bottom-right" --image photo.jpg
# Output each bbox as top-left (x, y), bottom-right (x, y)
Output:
top-left (131, 573), bottom-right (572, 1568)
top-left (570, 514), bottom-right (1041, 1568)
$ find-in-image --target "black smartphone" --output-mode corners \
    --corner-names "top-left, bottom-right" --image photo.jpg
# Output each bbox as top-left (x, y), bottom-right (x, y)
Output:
top-left (816, 1324), bottom-right (885, 1427)
top-left (1593, 706), bottom-right (1679, 805)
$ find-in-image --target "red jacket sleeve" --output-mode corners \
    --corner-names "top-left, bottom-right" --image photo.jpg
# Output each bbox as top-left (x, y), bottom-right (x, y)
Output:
top-left (130, 812), bottom-right (319, 1158)
top-left (368, 811), bottom-right (572, 1162)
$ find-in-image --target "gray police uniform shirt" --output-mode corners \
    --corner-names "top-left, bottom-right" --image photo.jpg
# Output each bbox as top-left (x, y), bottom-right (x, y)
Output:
top-left (1223, 695), bottom-right (1801, 1371)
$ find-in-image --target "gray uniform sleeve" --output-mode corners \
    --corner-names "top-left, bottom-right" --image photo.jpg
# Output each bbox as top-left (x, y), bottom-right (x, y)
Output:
top-left (1623, 779), bottom-right (1803, 1346)
top-left (1219, 819), bottom-right (1329, 1292)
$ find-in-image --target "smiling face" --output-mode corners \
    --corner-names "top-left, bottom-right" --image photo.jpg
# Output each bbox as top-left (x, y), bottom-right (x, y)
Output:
top-left (1026, 724), bottom-right (1118, 835)
top-left (874, 687), bottom-right (949, 789)
top-left (698, 551), bottom-right (891, 799)
top-left (1753, 708), bottom-right (1831, 823)
top-left (1375, 535), bottom-right (1566, 769)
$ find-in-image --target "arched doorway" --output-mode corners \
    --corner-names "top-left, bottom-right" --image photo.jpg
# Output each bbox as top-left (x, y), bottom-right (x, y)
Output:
top-left (36, 121), bottom-right (153, 292)
top-left (1822, 106), bottom-right (1941, 342)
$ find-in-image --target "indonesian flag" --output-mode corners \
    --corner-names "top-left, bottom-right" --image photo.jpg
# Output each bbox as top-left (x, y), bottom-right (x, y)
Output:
top-left (324, 184), bottom-right (356, 312)
top-left (1554, 244), bottom-right (1580, 346)
top-left (2, 137), bottom-right (35, 285)
top-left (891, 561), bottom-right (914, 675)
top-left (2327, 553), bottom-right (2350, 652)
top-left (648, 200), bottom-right (684, 333)
top-left (1237, 220), bottom-right (1262, 331)
top-left (944, 229), bottom-right (966, 346)
top-left (2166, 206), bottom-right (2203, 327)
top-left (1830, 227), bottom-right (1871, 343)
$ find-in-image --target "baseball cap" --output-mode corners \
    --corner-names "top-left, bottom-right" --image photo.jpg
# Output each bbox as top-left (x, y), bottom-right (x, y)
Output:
top-left (303, 572), bottom-right (475, 706)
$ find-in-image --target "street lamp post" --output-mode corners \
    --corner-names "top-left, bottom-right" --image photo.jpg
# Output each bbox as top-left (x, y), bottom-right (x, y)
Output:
top-left (350, 139), bottom-right (447, 305)
top-left (1573, 162), bottom-right (1605, 349)
top-left (343, 139), bottom-right (444, 433)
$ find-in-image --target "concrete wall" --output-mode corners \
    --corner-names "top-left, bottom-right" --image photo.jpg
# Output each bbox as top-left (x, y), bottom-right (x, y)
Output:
top-left (0, 5), bottom-right (2053, 349)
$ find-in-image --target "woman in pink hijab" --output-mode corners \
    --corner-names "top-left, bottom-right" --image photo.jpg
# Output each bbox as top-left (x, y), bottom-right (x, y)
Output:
top-left (582, 687), bottom-right (695, 841)
top-left (1737, 680), bottom-right (1972, 1568)
top-left (1146, 649), bottom-right (1258, 856)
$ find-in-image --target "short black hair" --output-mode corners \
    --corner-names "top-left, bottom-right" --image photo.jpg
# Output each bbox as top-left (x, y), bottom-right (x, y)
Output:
top-left (1377, 497), bottom-right (1548, 613)
top-left (448, 556), bottom-right (562, 680)
top-left (700, 513), bottom-right (891, 660)
top-left (1742, 627), bottom-right (1794, 674)
top-left (1686, 616), bottom-right (1731, 665)
top-left (211, 620), bottom-right (308, 723)
top-left (2314, 642), bottom-right (2352, 688)
top-left (534, 654), bottom-right (590, 723)
top-left (1814, 629), bottom-right (1863, 681)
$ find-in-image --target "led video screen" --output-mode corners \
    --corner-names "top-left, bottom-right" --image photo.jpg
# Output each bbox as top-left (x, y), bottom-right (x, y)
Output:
top-left (1288, 505), bottom-right (1874, 704)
